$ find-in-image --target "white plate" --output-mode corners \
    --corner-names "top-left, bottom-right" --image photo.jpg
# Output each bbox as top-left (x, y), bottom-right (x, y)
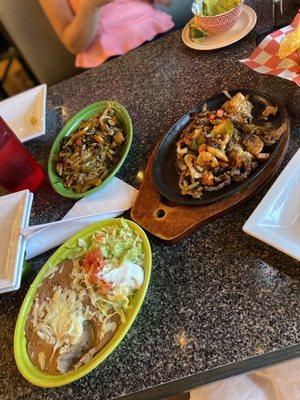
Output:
top-left (0, 193), bottom-right (33, 294)
top-left (0, 84), bottom-right (46, 142)
top-left (182, 5), bottom-right (257, 51)
top-left (243, 149), bottom-right (300, 261)
top-left (0, 190), bottom-right (33, 292)
top-left (10, 192), bottom-right (33, 293)
top-left (0, 194), bottom-right (33, 294)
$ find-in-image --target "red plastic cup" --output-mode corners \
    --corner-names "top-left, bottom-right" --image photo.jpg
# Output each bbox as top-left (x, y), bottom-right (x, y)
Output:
top-left (0, 116), bottom-right (44, 193)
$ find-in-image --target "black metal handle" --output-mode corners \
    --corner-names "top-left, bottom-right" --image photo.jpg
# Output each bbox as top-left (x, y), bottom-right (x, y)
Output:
top-left (273, 0), bottom-right (284, 30)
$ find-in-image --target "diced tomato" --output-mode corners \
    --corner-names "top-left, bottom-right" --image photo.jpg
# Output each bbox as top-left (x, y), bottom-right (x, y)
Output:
top-left (209, 113), bottom-right (216, 121)
top-left (81, 248), bottom-right (112, 292)
top-left (82, 248), bottom-right (102, 272)
top-left (95, 233), bottom-right (105, 243)
top-left (82, 248), bottom-right (105, 285)
top-left (99, 280), bottom-right (112, 294)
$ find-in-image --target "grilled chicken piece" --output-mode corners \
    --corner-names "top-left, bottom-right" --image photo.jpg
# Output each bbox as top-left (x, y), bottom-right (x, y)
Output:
top-left (222, 93), bottom-right (253, 122)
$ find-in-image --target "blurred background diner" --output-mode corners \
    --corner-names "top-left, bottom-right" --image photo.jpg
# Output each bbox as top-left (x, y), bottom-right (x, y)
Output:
top-left (0, 0), bottom-right (193, 98)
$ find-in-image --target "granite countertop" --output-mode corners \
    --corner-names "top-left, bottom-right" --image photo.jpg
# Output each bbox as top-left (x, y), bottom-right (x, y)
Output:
top-left (1, 1), bottom-right (300, 399)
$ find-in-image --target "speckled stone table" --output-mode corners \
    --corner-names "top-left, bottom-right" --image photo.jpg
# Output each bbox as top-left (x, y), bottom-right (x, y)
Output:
top-left (1, 1), bottom-right (300, 399)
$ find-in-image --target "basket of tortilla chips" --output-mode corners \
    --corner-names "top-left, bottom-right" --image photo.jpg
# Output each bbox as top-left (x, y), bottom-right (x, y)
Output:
top-left (240, 10), bottom-right (300, 86)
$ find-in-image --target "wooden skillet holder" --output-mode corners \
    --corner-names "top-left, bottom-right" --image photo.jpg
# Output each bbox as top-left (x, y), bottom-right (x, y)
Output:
top-left (131, 130), bottom-right (290, 243)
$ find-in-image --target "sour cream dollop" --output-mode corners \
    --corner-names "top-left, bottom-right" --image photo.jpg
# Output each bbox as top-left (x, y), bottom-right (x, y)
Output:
top-left (101, 261), bottom-right (144, 290)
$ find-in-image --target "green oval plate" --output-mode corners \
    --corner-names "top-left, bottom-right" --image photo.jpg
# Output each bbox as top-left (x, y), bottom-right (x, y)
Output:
top-left (48, 101), bottom-right (133, 198)
top-left (14, 219), bottom-right (151, 387)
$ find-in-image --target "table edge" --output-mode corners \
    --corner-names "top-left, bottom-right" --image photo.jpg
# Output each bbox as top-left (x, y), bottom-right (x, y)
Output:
top-left (117, 344), bottom-right (300, 400)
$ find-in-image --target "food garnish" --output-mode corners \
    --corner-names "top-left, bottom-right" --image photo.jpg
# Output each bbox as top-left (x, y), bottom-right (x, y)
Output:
top-left (55, 107), bottom-right (125, 194)
top-left (176, 92), bottom-right (286, 199)
top-left (192, 0), bottom-right (241, 17)
top-left (25, 221), bottom-right (144, 375)
top-left (189, 18), bottom-right (207, 42)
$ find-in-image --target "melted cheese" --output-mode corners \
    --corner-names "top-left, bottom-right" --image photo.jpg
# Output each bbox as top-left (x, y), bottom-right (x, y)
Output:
top-left (31, 255), bottom-right (144, 358)
top-left (102, 319), bottom-right (117, 336)
top-left (32, 286), bottom-right (92, 353)
top-left (38, 351), bottom-right (46, 370)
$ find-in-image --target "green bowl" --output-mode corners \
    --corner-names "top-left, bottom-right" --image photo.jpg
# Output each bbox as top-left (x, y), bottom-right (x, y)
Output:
top-left (48, 101), bottom-right (133, 198)
top-left (14, 219), bottom-right (152, 388)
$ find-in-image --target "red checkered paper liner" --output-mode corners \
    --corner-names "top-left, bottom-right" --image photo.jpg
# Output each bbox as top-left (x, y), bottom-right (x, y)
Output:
top-left (240, 10), bottom-right (300, 86)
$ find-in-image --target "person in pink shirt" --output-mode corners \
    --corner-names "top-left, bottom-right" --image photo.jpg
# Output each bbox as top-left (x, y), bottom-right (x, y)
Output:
top-left (39, 0), bottom-right (174, 68)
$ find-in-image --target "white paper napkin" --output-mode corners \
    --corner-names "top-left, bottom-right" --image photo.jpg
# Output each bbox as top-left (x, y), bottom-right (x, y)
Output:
top-left (22, 178), bottom-right (138, 260)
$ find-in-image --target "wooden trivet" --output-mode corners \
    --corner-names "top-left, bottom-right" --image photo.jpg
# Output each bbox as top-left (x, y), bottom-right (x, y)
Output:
top-left (131, 131), bottom-right (290, 243)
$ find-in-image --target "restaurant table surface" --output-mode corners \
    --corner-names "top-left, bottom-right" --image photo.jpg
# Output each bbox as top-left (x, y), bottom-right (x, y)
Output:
top-left (1, 1), bottom-right (300, 399)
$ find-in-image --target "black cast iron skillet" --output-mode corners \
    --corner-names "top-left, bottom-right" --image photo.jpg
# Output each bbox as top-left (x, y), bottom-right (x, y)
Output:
top-left (152, 89), bottom-right (288, 206)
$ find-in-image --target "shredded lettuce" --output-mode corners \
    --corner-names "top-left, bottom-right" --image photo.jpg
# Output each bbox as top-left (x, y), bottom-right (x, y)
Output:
top-left (95, 289), bottom-right (134, 324)
top-left (78, 238), bottom-right (88, 251)
top-left (193, 0), bottom-right (241, 16)
top-left (90, 220), bottom-right (144, 267)
top-left (64, 220), bottom-right (144, 327)
top-left (63, 239), bottom-right (89, 261)
top-left (93, 220), bottom-right (144, 323)
top-left (66, 220), bottom-right (143, 270)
